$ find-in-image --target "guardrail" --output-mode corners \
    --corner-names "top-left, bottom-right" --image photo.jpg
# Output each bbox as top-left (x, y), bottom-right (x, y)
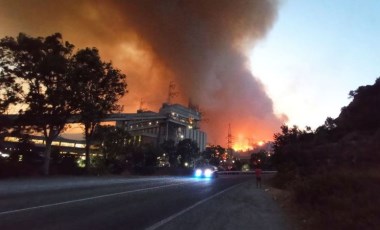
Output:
top-left (216, 170), bottom-right (277, 175)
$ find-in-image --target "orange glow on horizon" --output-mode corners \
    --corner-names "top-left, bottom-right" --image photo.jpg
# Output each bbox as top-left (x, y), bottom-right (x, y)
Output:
top-left (232, 143), bottom-right (252, 152)
top-left (232, 138), bottom-right (267, 152)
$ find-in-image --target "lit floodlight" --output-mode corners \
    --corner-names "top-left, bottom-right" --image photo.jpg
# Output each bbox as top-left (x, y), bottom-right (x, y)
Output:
top-left (0, 152), bottom-right (10, 158)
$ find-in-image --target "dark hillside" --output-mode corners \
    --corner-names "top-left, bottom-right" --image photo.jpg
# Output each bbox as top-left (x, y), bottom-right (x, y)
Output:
top-left (272, 77), bottom-right (380, 229)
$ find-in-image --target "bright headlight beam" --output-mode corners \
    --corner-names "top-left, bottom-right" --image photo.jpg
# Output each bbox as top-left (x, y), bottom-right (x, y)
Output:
top-left (204, 169), bottom-right (212, 178)
top-left (195, 169), bottom-right (202, 177)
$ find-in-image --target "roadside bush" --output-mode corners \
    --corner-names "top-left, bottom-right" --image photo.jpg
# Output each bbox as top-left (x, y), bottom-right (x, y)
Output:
top-left (89, 155), bottom-right (108, 175)
top-left (272, 162), bottom-right (298, 189)
top-left (59, 154), bottom-right (83, 175)
top-left (0, 151), bottom-right (43, 177)
top-left (0, 157), bottom-right (14, 177)
top-left (292, 167), bottom-right (380, 230)
top-left (106, 159), bottom-right (125, 174)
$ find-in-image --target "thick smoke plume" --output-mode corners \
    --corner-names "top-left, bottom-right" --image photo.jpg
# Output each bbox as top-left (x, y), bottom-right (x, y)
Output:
top-left (0, 0), bottom-right (285, 147)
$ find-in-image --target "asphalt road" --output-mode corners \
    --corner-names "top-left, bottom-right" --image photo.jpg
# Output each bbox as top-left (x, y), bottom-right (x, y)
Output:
top-left (0, 175), bottom-right (288, 230)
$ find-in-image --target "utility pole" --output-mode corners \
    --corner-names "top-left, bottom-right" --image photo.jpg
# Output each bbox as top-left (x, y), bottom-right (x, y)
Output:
top-left (227, 123), bottom-right (232, 149)
top-left (138, 98), bottom-right (146, 112)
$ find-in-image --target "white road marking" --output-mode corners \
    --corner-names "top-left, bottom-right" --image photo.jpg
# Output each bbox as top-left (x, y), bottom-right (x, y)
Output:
top-left (0, 181), bottom-right (193, 216)
top-left (145, 183), bottom-right (243, 230)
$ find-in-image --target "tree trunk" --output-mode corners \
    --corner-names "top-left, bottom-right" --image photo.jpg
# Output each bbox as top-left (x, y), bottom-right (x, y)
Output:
top-left (85, 133), bottom-right (91, 173)
top-left (84, 124), bottom-right (91, 173)
top-left (43, 139), bottom-right (52, 176)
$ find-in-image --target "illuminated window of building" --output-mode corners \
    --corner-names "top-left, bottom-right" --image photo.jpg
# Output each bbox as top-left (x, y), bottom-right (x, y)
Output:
top-left (75, 143), bottom-right (86, 148)
top-left (33, 139), bottom-right (44, 145)
top-left (4, 137), bottom-right (20, 142)
top-left (60, 142), bottom-right (75, 147)
top-left (52, 141), bottom-right (60, 146)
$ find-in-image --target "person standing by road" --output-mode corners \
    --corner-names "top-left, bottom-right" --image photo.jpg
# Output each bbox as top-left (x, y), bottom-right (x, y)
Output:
top-left (255, 166), bottom-right (262, 188)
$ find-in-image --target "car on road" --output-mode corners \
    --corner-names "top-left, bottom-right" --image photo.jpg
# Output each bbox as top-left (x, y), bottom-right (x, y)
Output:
top-left (194, 165), bottom-right (218, 178)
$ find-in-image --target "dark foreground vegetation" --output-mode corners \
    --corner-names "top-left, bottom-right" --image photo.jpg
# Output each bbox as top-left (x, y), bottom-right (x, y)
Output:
top-left (272, 78), bottom-right (380, 229)
top-left (0, 122), bottom-right (237, 178)
top-left (0, 134), bottom-right (200, 177)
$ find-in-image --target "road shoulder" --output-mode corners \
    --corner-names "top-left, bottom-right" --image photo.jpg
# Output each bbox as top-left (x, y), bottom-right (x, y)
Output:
top-left (154, 178), bottom-right (290, 230)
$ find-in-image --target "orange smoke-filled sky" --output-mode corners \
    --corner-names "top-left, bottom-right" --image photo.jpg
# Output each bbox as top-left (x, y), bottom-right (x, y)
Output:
top-left (0, 0), bottom-right (287, 147)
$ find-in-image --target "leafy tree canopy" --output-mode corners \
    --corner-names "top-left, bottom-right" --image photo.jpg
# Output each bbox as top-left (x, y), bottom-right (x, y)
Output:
top-left (69, 47), bottom-right (127, 172)
top-left (0, 33), bottom-right (128, 175)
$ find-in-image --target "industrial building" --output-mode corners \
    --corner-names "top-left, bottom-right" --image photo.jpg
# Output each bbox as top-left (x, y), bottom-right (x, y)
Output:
top-left (1, 103), bottom-right (208, 154)
top-left (111, 103), bottom-right (207, 152)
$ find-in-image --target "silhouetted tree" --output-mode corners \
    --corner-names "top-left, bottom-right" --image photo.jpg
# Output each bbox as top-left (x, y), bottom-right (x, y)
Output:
top-left (0, 36), bottom-right (23, 136)
top-left (202, 145), bottom-right (226, 166)
top-left (141, 143), bottom-right (159, 168)
top-left (250, 149), bottom-right (272, 170)
top-left (92, 125), bottom-right (134, 173)
top-left (0, 37), bottom-right (22, 113)
top-left (161, 139), bottom-right (178, 167)
top-left (272, 125), bottom-right (315, 176)
top-left (69, 48), bottom-right (127, 172)
top-left (336, 77), bottom-right (380, 134)
top-left (314, 117), bottom-right (339, 144)
top-left (99, 127), bottom-right (132, 160)
top-left (0, 33), bottom-right (75, 175)
top-left (177, 138), bottom-right (198, 167)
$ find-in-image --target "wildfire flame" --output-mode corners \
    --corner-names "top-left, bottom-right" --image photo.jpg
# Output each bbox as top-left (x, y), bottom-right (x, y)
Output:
top-left (232, 138), bottom-right (266, 152)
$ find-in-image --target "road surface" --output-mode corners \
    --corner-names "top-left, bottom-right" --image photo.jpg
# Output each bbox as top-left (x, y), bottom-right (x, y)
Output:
top-left (0, 175), bottom-right (288, 230)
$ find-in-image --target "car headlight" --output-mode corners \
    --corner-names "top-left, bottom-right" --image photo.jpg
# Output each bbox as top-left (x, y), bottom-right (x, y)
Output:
top-left (195, 169), bottom-right (202, 177)
top-left (204, 169), bottom-right (212, 177)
